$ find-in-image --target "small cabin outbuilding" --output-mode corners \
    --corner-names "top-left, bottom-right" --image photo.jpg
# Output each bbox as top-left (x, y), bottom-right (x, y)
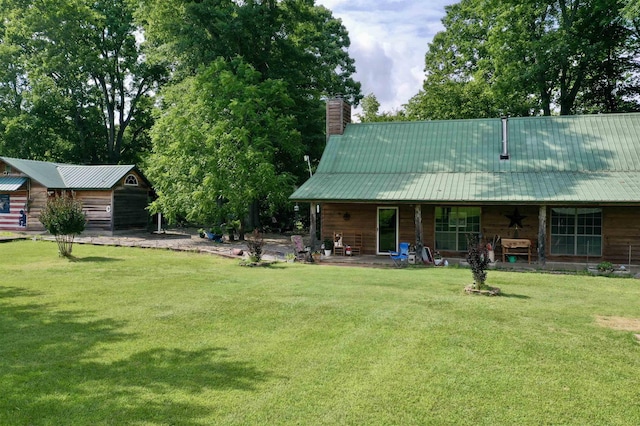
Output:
top-left (0, 157), bottom-right (153, 234)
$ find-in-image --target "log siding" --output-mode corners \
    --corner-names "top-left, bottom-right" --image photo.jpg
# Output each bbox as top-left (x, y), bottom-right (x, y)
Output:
top-left (321, 202), bottom-right (640, 264)
top-left (0, 159), bottom-right (152, 234)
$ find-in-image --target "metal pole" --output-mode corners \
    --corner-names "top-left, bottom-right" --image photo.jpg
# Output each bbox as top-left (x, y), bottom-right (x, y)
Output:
top-left (304, 155), bottom-right (317, 250)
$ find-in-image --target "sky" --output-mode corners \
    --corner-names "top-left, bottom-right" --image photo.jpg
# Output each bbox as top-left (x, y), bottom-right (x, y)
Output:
top-left (315, 0), bottom-right (454, 115)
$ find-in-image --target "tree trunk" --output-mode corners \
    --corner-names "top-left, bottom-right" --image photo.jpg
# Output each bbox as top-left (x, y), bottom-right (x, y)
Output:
top-left (538, 205), bottom-right (546, 265)
top-left (414, 204), bottom-right (423, 263)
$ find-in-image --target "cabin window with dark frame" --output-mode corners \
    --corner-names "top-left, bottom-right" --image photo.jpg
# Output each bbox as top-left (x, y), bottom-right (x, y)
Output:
top-left (550, 208), bottom-right (602, 256)
top-left (124, 174), bottom-right (139, 186)
top-left (435, 207), bottom-right (481, 251)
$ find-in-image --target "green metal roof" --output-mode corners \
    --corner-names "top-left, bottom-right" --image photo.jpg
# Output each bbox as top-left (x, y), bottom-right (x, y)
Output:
top-left (58, 164), bottom-right (137, 189)
top-left (291, 113), bottom-right (640, 203)
top-left (0, 157), bottom-right (137, 189)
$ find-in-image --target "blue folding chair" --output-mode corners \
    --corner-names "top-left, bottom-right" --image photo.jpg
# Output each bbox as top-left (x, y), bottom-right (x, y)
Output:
top-left (389, 242), bottom-right (410, 267)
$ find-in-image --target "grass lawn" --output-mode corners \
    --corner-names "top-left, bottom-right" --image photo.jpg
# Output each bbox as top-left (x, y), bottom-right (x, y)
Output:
top-left (1, 240), bottom-right (640, 425)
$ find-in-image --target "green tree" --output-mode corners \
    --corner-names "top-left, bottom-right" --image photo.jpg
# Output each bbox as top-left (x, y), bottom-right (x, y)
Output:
top-left (358, 93), bottom-right (408, 122)
top-left (623, 0), bottom-right (640, 18)
top-left (141, 0), bottom-right (361, 174)
top-left (359, 93), bottom-right (382, 122)
top-left (0, 0), bottom-right (167, 164)
top-left (39, 197), bottom-right (87, 257)
top-left (145, 58), bottom-right (300, 232)
top-left (408, 0), bottom-right (640, 119)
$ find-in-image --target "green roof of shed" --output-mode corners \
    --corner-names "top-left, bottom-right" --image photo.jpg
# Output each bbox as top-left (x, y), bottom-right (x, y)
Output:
top-left (0, 157), bottom-right (138, 189)
top-left (290, 113), bottom-right (640, 203)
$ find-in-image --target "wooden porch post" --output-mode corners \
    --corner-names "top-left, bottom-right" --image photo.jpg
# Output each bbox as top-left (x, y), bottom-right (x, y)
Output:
top-left (538, 205), bottom-right (546, 264)
top-left (415, 204), bottom-right (423, 262)
top-left (310, 202), bottom-right (317, 251)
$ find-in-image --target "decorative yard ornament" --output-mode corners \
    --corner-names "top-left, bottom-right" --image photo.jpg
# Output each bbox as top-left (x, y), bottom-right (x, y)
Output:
top-left (505, 208), bottom-right (526, 228)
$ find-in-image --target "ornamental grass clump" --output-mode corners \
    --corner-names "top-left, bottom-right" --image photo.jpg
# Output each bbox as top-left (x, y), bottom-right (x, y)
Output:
top-left (39, 197), bottom-right (86, 257)
top-left (466, 233), bottom-right (491, 290)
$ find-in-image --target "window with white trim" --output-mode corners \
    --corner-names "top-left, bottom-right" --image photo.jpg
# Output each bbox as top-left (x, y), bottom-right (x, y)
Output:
top-left (550, 208), bottom-right (602, 256)
top-left (124, 174), bottom-right (139, 186)
top-left (435, 207), bottom-right (481, 251)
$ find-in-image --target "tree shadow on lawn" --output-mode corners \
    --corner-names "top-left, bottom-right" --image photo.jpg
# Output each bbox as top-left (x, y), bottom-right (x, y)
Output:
top-left (67, 255), bottom-right (124, 263)
top-left (499, 292), bottom-right (531, 299)
top-left (0, 286), bottom-right (273, 425)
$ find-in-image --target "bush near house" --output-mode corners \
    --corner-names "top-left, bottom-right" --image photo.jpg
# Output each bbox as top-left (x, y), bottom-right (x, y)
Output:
top-left (38, 197), bottom-right (86, 257)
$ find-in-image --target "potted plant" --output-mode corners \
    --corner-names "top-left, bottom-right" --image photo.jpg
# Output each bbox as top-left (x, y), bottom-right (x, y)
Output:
top-left (322, 238), bottom-right (333, 256)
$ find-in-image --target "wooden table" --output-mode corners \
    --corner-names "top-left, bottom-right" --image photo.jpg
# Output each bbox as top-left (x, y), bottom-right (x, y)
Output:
top-left (501, 238), bottom-right (532, 264)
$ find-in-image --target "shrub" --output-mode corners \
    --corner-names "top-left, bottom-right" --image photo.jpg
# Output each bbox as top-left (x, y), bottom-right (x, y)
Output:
top-left (597, 261), bottom-right (614, 272)
top-left (466, 234), bottom-right (491, 290)
top-left (246, 228), bottom-right (265, 262)
top-left (39, 197), bottom-right (86, 257)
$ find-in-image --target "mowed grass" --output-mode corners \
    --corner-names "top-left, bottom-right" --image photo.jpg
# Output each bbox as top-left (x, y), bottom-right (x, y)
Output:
top-left (1, 240), bottom-right (639, 425)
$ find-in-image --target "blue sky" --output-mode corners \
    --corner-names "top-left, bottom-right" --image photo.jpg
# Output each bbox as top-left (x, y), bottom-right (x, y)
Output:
top-left (316, 0), bottom-right (454, 114)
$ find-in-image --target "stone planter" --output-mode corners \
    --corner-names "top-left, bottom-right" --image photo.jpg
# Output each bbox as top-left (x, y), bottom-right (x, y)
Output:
top-left (464, 285), bottom-right (501, 296)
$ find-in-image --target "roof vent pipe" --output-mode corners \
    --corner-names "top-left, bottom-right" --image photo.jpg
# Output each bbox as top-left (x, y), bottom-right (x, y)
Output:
top-left (500, 116), bottom-right (510, 160)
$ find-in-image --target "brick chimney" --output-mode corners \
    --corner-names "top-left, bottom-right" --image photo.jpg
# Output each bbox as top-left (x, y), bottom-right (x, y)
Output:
top-left (326, 98), bottom-right (351, 140)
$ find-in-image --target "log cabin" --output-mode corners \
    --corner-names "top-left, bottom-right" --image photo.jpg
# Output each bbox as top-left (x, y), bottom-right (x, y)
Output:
top-left (290, 99), bottom-right (640, 265)
top-left (0, 157), bottom-right (153, 234)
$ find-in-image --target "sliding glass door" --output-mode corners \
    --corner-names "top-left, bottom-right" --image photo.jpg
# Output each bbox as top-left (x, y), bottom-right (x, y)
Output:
top-left (377, 207), bottom-right (398, 254)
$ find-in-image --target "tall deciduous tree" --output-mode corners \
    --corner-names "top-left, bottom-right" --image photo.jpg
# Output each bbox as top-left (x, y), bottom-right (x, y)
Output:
top-left (141, 0), bottom-right (361, 172)
top-left (146, 58), bottom-right (300, 230)
top-left (358, 93), bottom-right (407, 122)
top-left (623, 0), bottom-right (640, 18)
top-left (407, 0), bottom-right (640, 119)
top-left (0, 0), bottom-right (167, 164)
top-left (141, 0), bottom-right (361, 230)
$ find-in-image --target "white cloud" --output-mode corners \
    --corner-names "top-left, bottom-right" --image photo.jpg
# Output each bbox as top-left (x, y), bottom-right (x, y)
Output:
top-left (317, 0), bottom-right (451, 113)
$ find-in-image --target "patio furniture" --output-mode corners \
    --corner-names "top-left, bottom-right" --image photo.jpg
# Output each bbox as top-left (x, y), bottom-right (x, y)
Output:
top-left (333, 232), bottom-right (345, 256)
top-left (350, 233), bottom-right (363, 256)
top-left (389, 242), bottom-right (410, 267)
top-left (329, 232), bottom-right (363, 256)
top-left (291, 235), bottom-right (310, 262)
top-left (204, 231), bottom-right (223, 243)
top-left (501, 238), bottom-right (532, 263)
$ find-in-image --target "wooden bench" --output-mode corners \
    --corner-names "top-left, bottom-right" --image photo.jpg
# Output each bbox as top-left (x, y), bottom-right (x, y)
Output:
top-left (333, 232), bottom-right (363, 256)
top-left (501, 238), bottom-right (532, 264)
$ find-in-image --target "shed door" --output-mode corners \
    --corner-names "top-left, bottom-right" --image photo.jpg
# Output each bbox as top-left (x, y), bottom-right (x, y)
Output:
top-left (377, 207), bottom-right (398, 254)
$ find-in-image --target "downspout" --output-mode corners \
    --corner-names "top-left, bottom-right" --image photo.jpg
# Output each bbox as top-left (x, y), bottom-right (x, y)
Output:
top-left (500, 116), bottom-right (510, 160)
top-left (110, 191), bottom-right (115, 235)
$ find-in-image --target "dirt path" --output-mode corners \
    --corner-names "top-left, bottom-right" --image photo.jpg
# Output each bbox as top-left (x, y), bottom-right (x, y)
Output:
top-left (67, 229), bottom-right (296, 261)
